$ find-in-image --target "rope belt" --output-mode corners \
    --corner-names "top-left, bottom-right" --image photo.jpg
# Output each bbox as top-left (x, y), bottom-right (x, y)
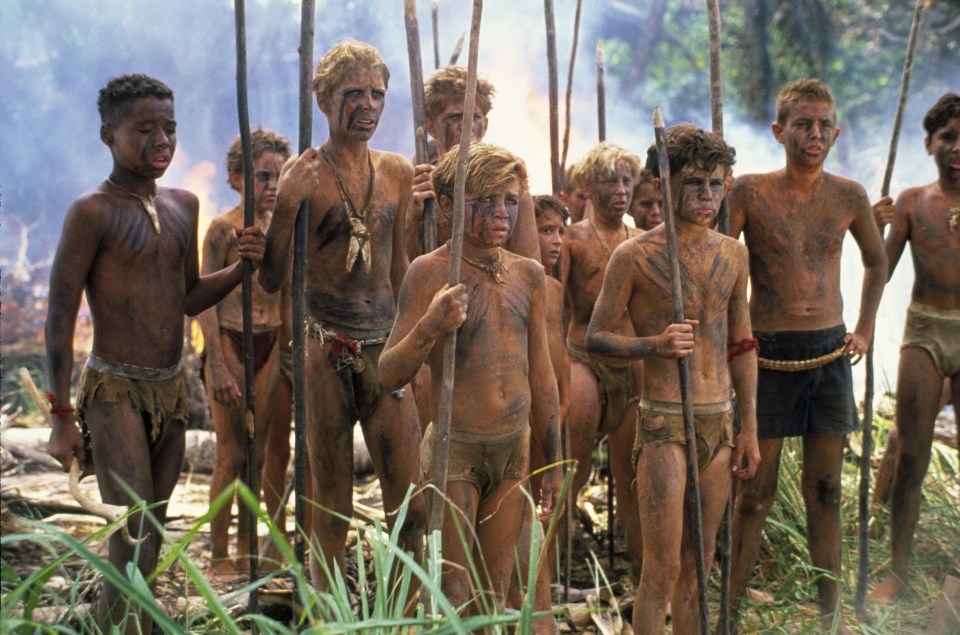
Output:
top-left (756, 344), bottom-right (846, 372)
top-left (305, 318), bottom-right (388, 372)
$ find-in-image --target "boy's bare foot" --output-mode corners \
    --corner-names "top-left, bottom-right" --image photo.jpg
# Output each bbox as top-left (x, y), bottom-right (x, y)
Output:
top-left (745, 587), bottom-right (774, 603)
top-left (866, 573), bottom-right (907, 602)
top-left (207, 558), bottom-right (241, 582)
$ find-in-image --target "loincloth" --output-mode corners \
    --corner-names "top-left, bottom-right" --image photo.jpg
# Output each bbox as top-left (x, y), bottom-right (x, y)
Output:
top-left (901, 301), bottom-right (960, 378)
top-left (754, 325), bottom-right (857, 439)
top-left (305, 318), bottom-right (390, 420)
top-left (420, 422), bottom-right (530, 503)
top-left (219, 325), bottom-right (278, 372)
top-left (567, 340), bottom-right (639, 434)
top-left (632, 398), bottom-right (733, 472)
top-left (278, 346), bottom-right (293, 386)
top-left (76, 355), bottom-right (188, 474)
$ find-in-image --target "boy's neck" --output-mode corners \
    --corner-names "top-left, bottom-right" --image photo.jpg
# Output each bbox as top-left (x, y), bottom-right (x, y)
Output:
top-left (324, 135), bottom-right (369, 164)
top-left (937, 173), bottom-right (960, 197)
top-left (107, 169), bottom-right (158, 197)
top-left (460, 240), bottom-right (500, 264)
top-left (782, 160), bottom-right (825, 190)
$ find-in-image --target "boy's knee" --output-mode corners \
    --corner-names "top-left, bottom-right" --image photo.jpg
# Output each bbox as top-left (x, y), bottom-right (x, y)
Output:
top-left (804, 476), bottom-right (842, 506)
top-left (736, 482), bottom-right (776, 517)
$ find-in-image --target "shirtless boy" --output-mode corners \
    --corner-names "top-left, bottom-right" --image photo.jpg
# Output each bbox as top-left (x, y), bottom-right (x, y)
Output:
top-left (726, 79), bottom-right (887, 632)
top-left (257, 40), bottom-right (425, 585)
top-left (630, 168), bottom-right (662, 230)
top-left (380, 143), bottom-right (562, 618)
top-left (586, 124), bottom-right (760, 635)
top-left (405, 65), bottom-right (539, 261)
top-left (561, 142), bottom-right (644, 580)
top-left (869, 92), bottom-right (960, 602)
top-left (198, 128), bottom-right (291, 578)
top-left (45, 74), bottom-right (266, 633)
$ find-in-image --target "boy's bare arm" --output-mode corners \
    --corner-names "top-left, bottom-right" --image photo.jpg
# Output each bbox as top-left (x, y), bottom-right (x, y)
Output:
top-left (184, 213), bottom-right (265, 316)
top-left (883, 190), bottom-right (914, 280)
top-left (526, 268), bottom-right (562, 518)
top-left (847, 188), bottom-right (889, 350)
top-left (727, 246), bottom-right (759, 480)
top-left (380, 261), bottom-right (466, 391)
top-left (726, 177), bottom-right (750, 239)
top-left (196, 220), bottom-right (240, 405)
top-left (45, 197), bottom-right (102, 470)
top-left (390, 158), bottom-right (414, 301)
top-left (259, 149), bottom-right (322, 293)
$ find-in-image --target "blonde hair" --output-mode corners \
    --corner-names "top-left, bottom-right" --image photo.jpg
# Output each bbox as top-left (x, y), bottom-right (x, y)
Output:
top-left (424, 66), bottom-right (495, 120)
top-left (571, 142), bottom-right (641, 188)
top-left (432, 142), bottom-right (528, 201)
top-left (775, 79), bottom-right (835, 124)
top-left (312, 39), bottom-right (390, 102)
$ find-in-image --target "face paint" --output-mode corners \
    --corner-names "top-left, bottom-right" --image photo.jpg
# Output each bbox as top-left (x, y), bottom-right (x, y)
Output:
top-left (326, 65), bottom-right (386, 141)
top-left (590, 159), bottom-right (634, 223)
top-left (671, 164), bottom-right (726, 227)
top-left (463, 177), bottom-right (521, 248)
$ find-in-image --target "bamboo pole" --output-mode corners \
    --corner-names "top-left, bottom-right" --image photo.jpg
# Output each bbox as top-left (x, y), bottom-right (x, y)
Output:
top-left (423, 0), bottom-right (483, 616)
top-left (560, 0), bottom-right (583, 172)
top-left (431, 0), bottom-right (440, 69)
top-left (654, 106), bottom-right (711, 635)
top-left (544, 0), bottom-right (561, 194)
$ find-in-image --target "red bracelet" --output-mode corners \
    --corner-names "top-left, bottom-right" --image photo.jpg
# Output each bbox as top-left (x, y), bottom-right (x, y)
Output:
top-left (727, 338), bottom-right (760, 361)
top-left (45, 392), bottom-right (75, 417)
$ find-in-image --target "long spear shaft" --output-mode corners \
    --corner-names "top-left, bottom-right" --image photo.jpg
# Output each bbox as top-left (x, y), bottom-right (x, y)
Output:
top-left (856, 0), bottom-right (926, 621)
top-left (654, 106), bottom-right (711, 635)
top-left (233, 0), bottom-right (260, 616)
top-left (431, 0), bottom-right (440, 69)
top-left (292, 0), bottom-right (315, 573)
top-left (424, 0), bottom-right (482, 615)
top-left (596, 40), bottom-right (606, 143)
top-left (405, 0), bottom-right (438, 254)
top-left (544, 0), bottom-right (561, 194)
top-left (560, 0), bottom-right (583, 172)
top-left (704, 1), bottom-right (732, 632)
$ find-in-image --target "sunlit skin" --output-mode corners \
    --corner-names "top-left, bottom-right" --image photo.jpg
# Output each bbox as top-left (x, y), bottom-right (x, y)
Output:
top-left (869, 112), bottom-right (960, 602)
top-left (560, 157), bottom-right (645, 582)
top-left (586, 162), bottom-right (760, 634)
top-left (197, 149), bottom-right (286, 579)
top-left (727, 95), bottom-right (887, 633)
top-left (560, 186), bottom-right (590, 223)
top-left (631, 180), bottom-right (662, 230)
top-left (45, 93), bottom-right (265, 635)
top-left (257, 56), bottom-right (426, 589)
top-left (380, 175), bottom-right (562, 625)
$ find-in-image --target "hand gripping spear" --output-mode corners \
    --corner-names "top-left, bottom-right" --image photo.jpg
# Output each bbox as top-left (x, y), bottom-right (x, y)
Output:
top-left (291, 0), bottom-right (315, 576)
top-left (654, 107), bottom-right (712, 635)
top-left (423, 0), bottom-right (483, 616)
top-left (232, 0), bottom-right (261, 615)
top-left (404, 0), bottom-right (438, 254)
top-left (855, 0), bottom-right (926, 622)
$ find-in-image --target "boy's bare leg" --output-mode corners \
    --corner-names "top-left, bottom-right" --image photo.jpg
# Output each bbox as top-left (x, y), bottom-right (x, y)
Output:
top-left (475, 477), bottom-right (528, 617)
top-left (633, 439), bottom-right (685, 634)
top-left (86, 398), bottom-right (186, 635)
top-left (672, 447), bottom-right (731, 635)
top-left (609, 402), bottom-right (642, 583)
top-left (800, 433), bottom-right (851, 634)
top-left (261, 374), bottom-right (293, 570)
top-left (869, 347), bottom-right (944, 601)
top-left (729, 437), bottom-right (784, 620)
top-left (568, 361), bottom-right (602, 498)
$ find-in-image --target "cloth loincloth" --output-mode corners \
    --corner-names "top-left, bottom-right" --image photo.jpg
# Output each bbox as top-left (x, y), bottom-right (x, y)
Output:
top-left (567, 339), bottom-right (639, 435)
top-left (219, 325), bottom-right (278, 372)
top-left (900, 301), bottom-right (960, 378)
top-left (632, 398), bottom-right (733, 472)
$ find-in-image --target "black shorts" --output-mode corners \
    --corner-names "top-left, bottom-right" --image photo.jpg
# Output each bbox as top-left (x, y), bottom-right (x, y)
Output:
top-left (755, 325), bottom-right (858, 439)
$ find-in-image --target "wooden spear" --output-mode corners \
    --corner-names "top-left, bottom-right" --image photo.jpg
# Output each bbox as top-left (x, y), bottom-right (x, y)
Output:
top-left (596, 39), bottom-right (606, 143)
top-left (654, 106), bottom-right (711, 635)
top-left (544, 0), bottom-right (561, 194)
top-left (560, 0), bottom-right (583, 172)
top-left (855, 0), bottom-right (926, 622)
top-left (423, 0), bottom-right (482, 615)
top-left (448, 33), bottom-right (465, 66)
top-left (703, 1), bottom-right (732, 632)
top-left (292, 0), bottom-right (315, 573)
top-left (404, 0), bottom-right (438, 254)
top-left (431, 0), bottom-right (440, 69)
top-left (232, 0), bottom-right (261, 611)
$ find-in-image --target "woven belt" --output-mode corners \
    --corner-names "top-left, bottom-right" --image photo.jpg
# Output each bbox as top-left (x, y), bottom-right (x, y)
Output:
top-left (756, 344), bottom-right (846, 372)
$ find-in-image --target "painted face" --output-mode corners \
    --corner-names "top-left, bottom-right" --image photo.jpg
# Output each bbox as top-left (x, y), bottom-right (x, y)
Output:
top-left (588, 159), bottom-right (634, 223)
top-left (671, 164), bottom-right (726, 227)
top-left (631, 181), bottom-right (662, 230)
top-left (427, 100), bottom-right (487, 155)
top-left (536, 208), bottom-right (565, 269)
top-left (252, 151), bottom-right (285, 214)
top-left (320, 65), bottom-right (386, 141)
top-left (453, 176), bottom-right (520, 248)
top-left (104, 96), bottom-right (176, 178)
top-left (925, 116), bottom-right (960, 180)
top-left (773, 99), bottom-right (839, 167)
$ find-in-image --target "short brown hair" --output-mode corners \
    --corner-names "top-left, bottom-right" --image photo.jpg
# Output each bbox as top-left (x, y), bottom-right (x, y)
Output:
top-left (572, 143), bottom-right (642, 188)
top-left (644, 124), bottom-right (736, 179)
top-left (424, 66), bottom-right (495, 120)
top-left (432, 142), bottom-right (528, 202)
top-left (534, 194), bottom-right (570, 223)
top-left (775, 79), bottom-right (835, 124)
top-left (225, 127), bottom-right (292, 189)
top-left (922, 92), bottom-right (960, 138)
top-left (312, 40), bottom-right (390, 102)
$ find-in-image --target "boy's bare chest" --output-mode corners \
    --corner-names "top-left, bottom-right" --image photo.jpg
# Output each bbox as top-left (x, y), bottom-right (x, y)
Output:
top-left (100, 206), bottom-right (190, 268)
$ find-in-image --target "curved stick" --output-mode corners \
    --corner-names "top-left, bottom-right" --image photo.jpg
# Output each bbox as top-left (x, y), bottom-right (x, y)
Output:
top-left (654, 107), bottom-right (711, 635)
top-left (70, 459), bottom-right (138, 547)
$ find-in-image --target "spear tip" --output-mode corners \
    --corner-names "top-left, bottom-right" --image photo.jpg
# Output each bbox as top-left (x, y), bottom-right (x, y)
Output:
top-left (432, 0), bottom-right (438, 8)
top-left (596, 38), bottom-right (604, 60)
top-left (654, 106), bottom-right (664, 129)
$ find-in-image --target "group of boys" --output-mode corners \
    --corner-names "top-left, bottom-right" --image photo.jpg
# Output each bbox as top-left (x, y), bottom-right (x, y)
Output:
top-left (45, 33), bottom-right (959, 634)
